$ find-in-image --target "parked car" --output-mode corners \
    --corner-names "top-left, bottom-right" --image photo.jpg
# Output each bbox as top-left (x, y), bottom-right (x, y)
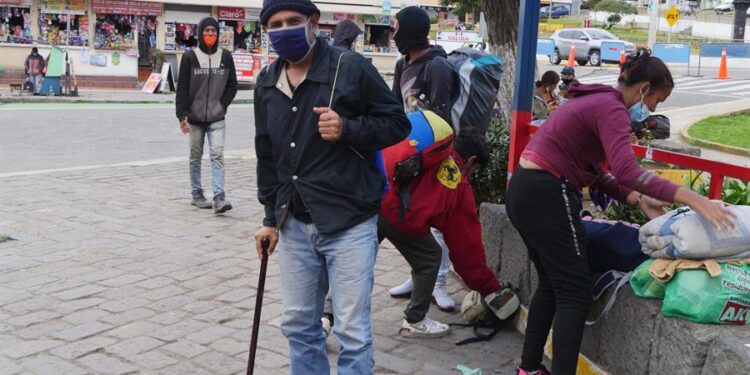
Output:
top-left (540, 5), bottom-right (570, 18)
top-left (548, 28), bottom-right (637, 66)
top-left (714, 2), bottom-right (733, 13)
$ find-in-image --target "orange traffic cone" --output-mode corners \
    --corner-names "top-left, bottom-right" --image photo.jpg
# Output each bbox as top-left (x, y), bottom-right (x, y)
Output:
top-left (715, 48), bottom-right (729, 80)
top-left (567, 44), bottom-right (576, 67)
top-left (619, 50), bottom-right (626, 66)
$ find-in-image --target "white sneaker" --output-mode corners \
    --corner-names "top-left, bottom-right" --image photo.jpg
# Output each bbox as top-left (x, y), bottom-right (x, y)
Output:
top-left (399, 317), bottom-right (450, 338)
top-left (432, 282), bottom-right (456, 312)
top-left (389, 278), bottom-right (413, 298)
top-left (484, 288), bottom-right (520, 320)
top-left (321, 316), bottom-right (332, 338)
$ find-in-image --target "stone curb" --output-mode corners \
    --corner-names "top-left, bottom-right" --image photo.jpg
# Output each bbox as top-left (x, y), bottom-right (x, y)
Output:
top-left (681, 110), bottom-right (750, 158)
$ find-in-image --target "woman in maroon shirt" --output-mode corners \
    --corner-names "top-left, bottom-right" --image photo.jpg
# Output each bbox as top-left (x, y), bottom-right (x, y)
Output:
top-left (506, 51), bottom-right (735, 375)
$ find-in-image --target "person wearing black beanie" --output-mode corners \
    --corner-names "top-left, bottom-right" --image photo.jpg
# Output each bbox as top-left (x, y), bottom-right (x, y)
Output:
top-left (388, 7), bottom-right (460, 332)
top-left (253, 1), bottom-right (411, 375)
top-left (175, 16), bottom-right (238, 214)
top-left (259, 0), bottom-right (320, 26)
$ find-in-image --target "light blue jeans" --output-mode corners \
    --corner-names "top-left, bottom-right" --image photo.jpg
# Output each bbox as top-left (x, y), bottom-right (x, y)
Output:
top-left (278, 215), bottom-right (378, 375)
top-left (189, 120), bottom-right (225, 197)
top-left (430, 228), bottom-right (451, 285)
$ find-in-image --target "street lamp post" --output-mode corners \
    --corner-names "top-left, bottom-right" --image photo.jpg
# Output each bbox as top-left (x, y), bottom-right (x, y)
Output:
top-left (733, 0), bottom-right (750, 41)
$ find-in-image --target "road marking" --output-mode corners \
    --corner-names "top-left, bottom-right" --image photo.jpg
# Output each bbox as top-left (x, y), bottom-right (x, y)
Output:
top-left (0, 150), bottom-right (256, 178)
top-left (701, 83), bottom-right (750, 93)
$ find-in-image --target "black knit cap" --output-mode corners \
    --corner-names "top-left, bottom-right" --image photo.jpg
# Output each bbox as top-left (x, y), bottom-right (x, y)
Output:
top-left (260, 0), bottom-right (320, 26)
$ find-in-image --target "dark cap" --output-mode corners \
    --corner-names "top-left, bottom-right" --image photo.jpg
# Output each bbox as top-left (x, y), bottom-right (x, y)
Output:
top-left (561, 66), bottom-right (575, 75)
top-left (260, 0), bottom-right (320, 26)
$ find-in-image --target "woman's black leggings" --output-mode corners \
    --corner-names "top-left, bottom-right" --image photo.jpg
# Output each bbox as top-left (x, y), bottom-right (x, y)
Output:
top-left (506, 166), bottom-right (593, 375)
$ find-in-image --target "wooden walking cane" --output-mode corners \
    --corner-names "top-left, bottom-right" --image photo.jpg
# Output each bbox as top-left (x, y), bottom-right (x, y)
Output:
top-left (247, 238), bottom-right (270, 375)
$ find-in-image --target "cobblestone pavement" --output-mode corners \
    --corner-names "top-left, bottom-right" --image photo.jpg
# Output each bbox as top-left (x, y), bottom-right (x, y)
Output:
top-left (0, 155), bottom-right (523, 375)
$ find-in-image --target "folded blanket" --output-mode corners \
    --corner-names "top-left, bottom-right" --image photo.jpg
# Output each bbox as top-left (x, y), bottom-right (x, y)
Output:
top-left (639, 206), bottom-right (750, 260)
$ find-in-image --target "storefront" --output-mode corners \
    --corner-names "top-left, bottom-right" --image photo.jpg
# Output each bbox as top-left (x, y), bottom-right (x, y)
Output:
top-left (0, 0), bottom-right (33, 44)
top-left (92, 0), bottom-right (162, 79)
top-left (162, 4), bottom-right (209, 52)
top-left (0, 0), bottom-right (419, 87)
top-left (216, 6), bottom-right (262, 53)
top-left (39, 0), bottom-right (88, 46)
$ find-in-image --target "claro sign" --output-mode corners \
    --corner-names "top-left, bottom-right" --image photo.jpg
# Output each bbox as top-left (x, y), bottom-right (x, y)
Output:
top-left (218, 7), bottom-right (245, 21)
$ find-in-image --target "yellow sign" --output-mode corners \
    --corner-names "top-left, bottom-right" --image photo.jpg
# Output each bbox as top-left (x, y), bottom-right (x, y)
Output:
top-left (436, 158), bottom-right (461, 190)
top-left (665, 5), bottom-right (681, 27)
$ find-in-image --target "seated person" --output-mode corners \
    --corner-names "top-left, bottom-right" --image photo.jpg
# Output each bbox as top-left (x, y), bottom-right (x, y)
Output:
top-left (532, 71), bottom-right (560, 120)
top-left (558, 66), bottom-right (579, 99)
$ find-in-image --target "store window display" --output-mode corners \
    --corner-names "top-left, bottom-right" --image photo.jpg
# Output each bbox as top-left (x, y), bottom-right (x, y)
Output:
top-left (0, 6), bottom-right (32, 44)
top-left (164, 22), bottom-right (197, 51)
top-left (364, 24), bottom-right (392, 53)
top-left (38, 13), bottom-right (88, 46)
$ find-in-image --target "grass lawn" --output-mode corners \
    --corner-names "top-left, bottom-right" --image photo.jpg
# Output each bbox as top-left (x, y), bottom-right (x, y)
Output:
top-left (688, 110), bottom-right (750, 150)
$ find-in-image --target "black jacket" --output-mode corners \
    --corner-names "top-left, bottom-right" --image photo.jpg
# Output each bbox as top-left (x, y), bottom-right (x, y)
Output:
top-left (254, 39), bottom-right (410, 234)
top-left (392, 45), bottom-right (457, 123)
top-left (175, 18), bottom-right (238, 125)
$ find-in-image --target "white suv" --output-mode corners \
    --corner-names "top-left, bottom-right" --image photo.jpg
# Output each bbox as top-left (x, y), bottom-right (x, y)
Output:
top-left (548, 28), bottom-right (637, 66)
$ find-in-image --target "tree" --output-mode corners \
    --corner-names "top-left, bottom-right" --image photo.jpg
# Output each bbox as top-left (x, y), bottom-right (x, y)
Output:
top-left (441, 0), bottom-right (519, 203)
top-left (442, 0), bottom-right (518, 132)
top-left (594, 0), bottom-right (638, 29)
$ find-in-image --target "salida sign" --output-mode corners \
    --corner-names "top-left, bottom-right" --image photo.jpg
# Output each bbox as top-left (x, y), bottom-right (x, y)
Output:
top-left (719, 298), bottom-right (750, 325)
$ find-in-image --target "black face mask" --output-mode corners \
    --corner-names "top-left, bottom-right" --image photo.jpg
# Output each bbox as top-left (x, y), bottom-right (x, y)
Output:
top-left (393, 31), bottom-right (427, 55)
top-left (561, 78), bottom-right (573, 85)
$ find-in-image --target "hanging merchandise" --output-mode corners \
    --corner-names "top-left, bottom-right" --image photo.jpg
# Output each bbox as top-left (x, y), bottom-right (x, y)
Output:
top-left (112, 51), bottom-right (120, 65)
top-left (0, 5), bottom-right (32, 44)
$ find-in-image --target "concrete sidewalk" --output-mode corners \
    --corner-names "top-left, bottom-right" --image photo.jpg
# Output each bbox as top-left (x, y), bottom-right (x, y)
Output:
top-left (0, 155), bottom-right (523, 375)
top-left (0, 88), bottom-right (254, 104)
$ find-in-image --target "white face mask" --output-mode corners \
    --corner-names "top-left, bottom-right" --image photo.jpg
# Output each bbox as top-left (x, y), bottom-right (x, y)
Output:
top-left (628, 86), bottom-right (651, 122)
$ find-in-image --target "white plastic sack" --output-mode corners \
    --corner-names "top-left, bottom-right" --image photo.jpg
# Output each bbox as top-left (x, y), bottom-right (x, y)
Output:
top-left (639, 205), bottom-right (750, 260)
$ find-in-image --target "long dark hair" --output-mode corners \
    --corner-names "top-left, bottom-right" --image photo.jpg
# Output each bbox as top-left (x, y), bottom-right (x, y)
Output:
top-left (618, 49), bottom-right (674, 92)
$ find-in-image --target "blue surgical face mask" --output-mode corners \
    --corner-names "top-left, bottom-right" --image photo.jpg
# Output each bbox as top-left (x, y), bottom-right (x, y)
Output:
top-left (628, 87), bottom-right (650, 122)
top-left (268, 20), bottom-right (316, 63)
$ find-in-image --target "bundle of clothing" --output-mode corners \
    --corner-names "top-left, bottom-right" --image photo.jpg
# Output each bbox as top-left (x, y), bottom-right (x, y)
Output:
top-left (639, 206), bottom-right (750, 260)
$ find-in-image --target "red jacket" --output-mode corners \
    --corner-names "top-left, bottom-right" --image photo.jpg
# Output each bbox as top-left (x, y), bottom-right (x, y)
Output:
top-left (380, 152), bottom-right (500, 296)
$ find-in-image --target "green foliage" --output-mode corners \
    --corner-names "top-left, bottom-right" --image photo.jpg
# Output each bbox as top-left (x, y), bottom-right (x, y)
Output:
top-left (594, 0), bottom-right (638, 15)
top-left (684, 171), bottom-right (750, 205)
top-left (441, 0), bottom-right (483, 15)
top-left (605, 14), bottom-right (622, 29)
top-left (471, 116), bottom-right (510, 205)
top-left (0, 234), bottom-right (14, 243)
top-left (603, 201), bottom-right (649, 225)
top-left (594, 0), bottom-right (636, 29)
top-left (588, 0), bottom-right (604, 8)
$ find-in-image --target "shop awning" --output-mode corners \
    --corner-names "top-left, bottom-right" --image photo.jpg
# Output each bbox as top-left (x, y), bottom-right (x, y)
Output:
top-left (93, 0), bottom-right (162, 16)
top-left (0, 0), bottom-right (33, 6)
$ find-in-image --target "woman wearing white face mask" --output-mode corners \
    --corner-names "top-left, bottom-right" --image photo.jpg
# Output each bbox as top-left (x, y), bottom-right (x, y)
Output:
top-left (505, 49), bottom-right (735, 375)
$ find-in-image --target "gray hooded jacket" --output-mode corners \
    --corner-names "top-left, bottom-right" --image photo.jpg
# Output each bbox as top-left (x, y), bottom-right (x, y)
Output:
top-left (176, 17), bottom-right (238, 125)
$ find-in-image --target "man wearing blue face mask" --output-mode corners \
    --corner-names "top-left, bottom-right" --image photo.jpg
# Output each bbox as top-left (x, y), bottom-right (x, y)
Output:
top-left (253, 1), bottom-right (410, 374)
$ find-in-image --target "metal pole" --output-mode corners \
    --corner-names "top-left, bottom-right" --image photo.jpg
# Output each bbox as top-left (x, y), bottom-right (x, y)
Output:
top-left (647, 0), bottom-right (659, 48)
top-left (508, 0), bottom-right (541, 182)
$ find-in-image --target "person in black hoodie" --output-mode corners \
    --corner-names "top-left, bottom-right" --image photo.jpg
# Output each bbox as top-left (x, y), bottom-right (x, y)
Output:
top-left (388, 5), bottom-right (459, 328)
top-left (391, 6), bottom-right (457, 123)
top-left (176, 17), bottom-right (238, 214)
top-left (332, 19), bottom-right (362, 51)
